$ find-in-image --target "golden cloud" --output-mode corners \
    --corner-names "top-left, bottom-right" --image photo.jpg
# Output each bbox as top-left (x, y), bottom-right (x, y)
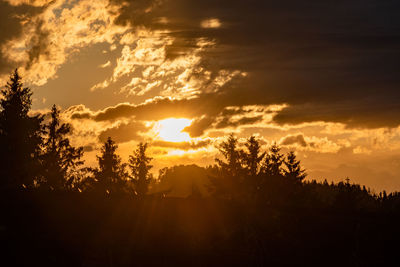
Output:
top-left (2, 0), bottom-right (128, 85)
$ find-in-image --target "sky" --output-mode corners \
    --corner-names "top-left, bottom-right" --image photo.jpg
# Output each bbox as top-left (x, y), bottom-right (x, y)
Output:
top-left (1, 0), bottom-right (400, 192)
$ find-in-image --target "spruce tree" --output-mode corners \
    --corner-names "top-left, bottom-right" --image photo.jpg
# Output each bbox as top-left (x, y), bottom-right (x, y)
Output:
top-left (283, 151), bottom-right (306, 183)
top-left (212, 134), bottom-right (244, 198)
top-left (93, 137), bottom-right (127, 195)
top-left (241, 136), bottom-right (265, 196)
top-left (129, 142), bottom-right (153, 197)
top-left (215, 134), bottom-right (243, 178)
top-left (243, 136), bottom-right (265, 177)
top-left (41, 105), bottom-right (84, 190)
top-left (0, 69), bottom-right (43, 189)
top-left (261, 143), bottom-right (284, 177)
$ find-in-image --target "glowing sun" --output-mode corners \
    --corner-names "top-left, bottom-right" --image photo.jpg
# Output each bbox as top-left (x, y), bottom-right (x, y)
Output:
top-left (155, 118), bottom-right (192, 142)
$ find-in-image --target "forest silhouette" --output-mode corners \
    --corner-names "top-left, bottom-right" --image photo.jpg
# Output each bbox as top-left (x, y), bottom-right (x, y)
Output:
top-left (1, 70), bottom-right (400, 266)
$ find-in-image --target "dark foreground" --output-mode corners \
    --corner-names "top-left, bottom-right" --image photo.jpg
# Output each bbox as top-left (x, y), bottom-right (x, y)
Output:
top-left (1, 191), bottom-right (400, 267)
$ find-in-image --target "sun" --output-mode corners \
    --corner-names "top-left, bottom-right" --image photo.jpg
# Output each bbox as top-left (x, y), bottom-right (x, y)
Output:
top-left (155, 118), bottom-right (192, 142)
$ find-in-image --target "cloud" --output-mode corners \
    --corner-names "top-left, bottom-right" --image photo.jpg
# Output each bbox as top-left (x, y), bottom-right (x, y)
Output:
top-left (4, 0), bottom-right (53, 6)
top-left (281, 134), bottom-right (308, 147)
top-left (183, 116), bottom-right (214, 137)
top-left (214, 115), bottom-right (263, 129)
top-left (83, 145), bottom-right (95, 152)
top-left (0, 1), bottom-right (44, 73)
top-left (98, 120), bottom-right (148, 144)
top-left (353, 146), bottom-right (372, 155)
top-left (99, 61), bottom-right (111, 68)
top-left (1, 0), bottom-right (128, 85)
top-left (152, 140), bottom-right (211, 150)
top-left (200, 18), bottom-right (221, 29)
top-left (273, 100), bottom-right (400, 129)
top-left (280, 133), bottom-right (342, 153)
top-left (1, 0), bottom-right (400, 129)
top-left (108, 0), bottom-right (400, 129)
top-left (90, 29), bottom-right (237, 99)
top-left (4, 0), bottom-right (399, 128)
top-left (184, 110), bottom-right (267, 137)
top-left (70, 96), bottom-right (218, 122)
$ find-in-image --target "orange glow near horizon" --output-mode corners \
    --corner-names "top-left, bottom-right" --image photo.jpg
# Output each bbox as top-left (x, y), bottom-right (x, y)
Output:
top-left (155, 118), bottom-right (192, 142)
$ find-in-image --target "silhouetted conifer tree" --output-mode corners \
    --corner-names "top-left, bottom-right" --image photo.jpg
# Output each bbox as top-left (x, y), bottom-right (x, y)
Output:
top-left (129, 142), bottom-right (152, 197)
top-left (0, 69), bottom-right (43, 189)
top-left (93, 137), bottom-right (128, 195)
top-left (382, 190), bottom-right (388, 201)
top-left (283, 151), bottom-right (306, 183)
top-left (215, 134), bottom-right (243, 178)
top-left (212, 134), bottom-right (245, 198)
top-left (243, 136), bottom-right (265, 177)
top-left (241, 136), bottom-right (265, 196)
top-left (261, 143), bottom-right (284, 177)
top-left (41, 105), bottom-right (84, 190)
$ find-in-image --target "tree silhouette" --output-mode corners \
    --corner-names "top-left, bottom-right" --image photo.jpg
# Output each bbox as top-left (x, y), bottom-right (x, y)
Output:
top-left (243, 136), bottom-right (265, 177)
top-left (261, 143), bottom-right (284, 177)
top-left (129, 142), bottom-right (153, 197)
top-left (215, 134), bottom-right (243, 178)
top-left (41, 105), bottom-right (84, 190)
top-left (212, 134), bottom-right (245, 198)
top-left (93, 137), bottom-right (128, 195)
top-left (0, 69), bottom-right (43, 189)
top-left (283, 151), bottom-right (306, 183)
top-left (241, 136), bottom-right (265, 197)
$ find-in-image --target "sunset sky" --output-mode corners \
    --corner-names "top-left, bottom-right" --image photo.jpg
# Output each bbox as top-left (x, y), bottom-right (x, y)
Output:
top-left (1, 0), bottom-right (400, 191)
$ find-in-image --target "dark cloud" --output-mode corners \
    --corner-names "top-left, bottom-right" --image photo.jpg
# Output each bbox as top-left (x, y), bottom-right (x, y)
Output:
top-left (98, 120), bottom-right (148, 143)
top-left (0, 1), bottom-right (44, 72)
top-left (25, 19), bottom-right (50, 71)
top-left (281, 134), bottom-right (308, 147)
top-left (273, 98), bottom-right (400, 129)
top-left (109, 0), bottom-right (400, 128)
top-left (215, 115), bottom-right (263, 129)
top-left (184, 112), bottom-right (264, 137)
top-left (72, 98), bottom-right (197, 121)
top-left (71, 94), bottom-right (237, 122)
top-left (83, 145), bottom-right (95, 152)
top-left (183, 116), bottom-right (214, 137)
top-left (152, 140), bottom-right (211, 150)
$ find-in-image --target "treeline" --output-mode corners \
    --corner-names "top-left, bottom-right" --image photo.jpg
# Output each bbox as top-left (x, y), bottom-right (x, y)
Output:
top-left (0, 70), bottom-right (155, 196)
